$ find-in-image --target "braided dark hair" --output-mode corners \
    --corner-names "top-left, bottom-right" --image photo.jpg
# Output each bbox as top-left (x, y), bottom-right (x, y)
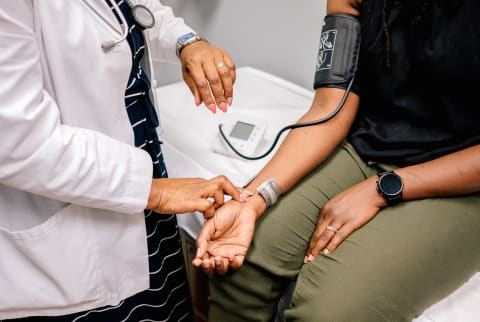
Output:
top-left (381, 0), bottom-right (392, 70)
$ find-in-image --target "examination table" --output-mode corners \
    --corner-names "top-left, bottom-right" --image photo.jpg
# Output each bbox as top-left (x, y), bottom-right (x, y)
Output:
top-left (156, 67), bottom-right (480, 322)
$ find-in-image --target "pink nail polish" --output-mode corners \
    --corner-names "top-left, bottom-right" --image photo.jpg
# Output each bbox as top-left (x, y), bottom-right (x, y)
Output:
top-left (209, 104), bottom-right (216, 113)
top-left (219, 102), bottom-right (227, 112)
top-left (240, 190), bottom-right (254, 202)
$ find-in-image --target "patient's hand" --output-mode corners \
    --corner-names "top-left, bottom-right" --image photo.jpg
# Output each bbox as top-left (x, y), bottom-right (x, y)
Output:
top-left (192, 199), bottom-right (260, 274)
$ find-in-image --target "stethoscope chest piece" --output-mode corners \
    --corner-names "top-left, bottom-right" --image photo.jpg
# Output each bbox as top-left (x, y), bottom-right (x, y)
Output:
top-left (131, 5), bottom-right (155, 28)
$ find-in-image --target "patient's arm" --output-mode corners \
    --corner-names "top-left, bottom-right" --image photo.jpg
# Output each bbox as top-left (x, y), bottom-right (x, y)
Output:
top-left (327, 0), bottom-right (362, 16)
top-left (193, 0), bottom-right (363, 272)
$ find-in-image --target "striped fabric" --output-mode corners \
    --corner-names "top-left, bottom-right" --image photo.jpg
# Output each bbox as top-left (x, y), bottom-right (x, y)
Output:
top-left (9, 1), bottom-right (194, 321)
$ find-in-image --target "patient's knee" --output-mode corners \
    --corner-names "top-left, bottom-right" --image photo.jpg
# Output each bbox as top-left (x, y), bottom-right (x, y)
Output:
top-left (284, 282), bottom-right (412, 322)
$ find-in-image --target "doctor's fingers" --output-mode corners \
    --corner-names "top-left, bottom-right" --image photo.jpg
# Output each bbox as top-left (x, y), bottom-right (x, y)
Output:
top-left (201, 203), bottom-right (216, 219)
top-left (196, 61), bottom-right (228, 113)
top-left (181, 44), bottom-right (234, 112)
top-left (198, 46), bottom-right (235, 111)
top-left (214, 52), bottom-right (236, 107)
top-left (205, 175), bottom-right (242, 203)
top-left (206, 52), bottom-right (236, 111)
top-left (182, 68), bottom-right (218, 113)
top-left (181, 45), bottom-right (217, 111)
top-left (182, 73), bottom-right (202, 107)
top-left (186, 66), bottom-right (233, 113)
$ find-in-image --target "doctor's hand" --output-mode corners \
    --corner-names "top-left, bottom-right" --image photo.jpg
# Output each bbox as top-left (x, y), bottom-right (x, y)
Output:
top-left (180, 41), bottom-right (236, 114)
top-left (146, 175), bottom-right (241, 218)
top-left (304, 177), bottom-right (387, 263)
top-left (192, 195), bottom-right (265, 275)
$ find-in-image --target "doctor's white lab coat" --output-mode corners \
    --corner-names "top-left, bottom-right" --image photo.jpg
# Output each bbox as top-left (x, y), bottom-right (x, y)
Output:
top-left (0, 0), bottom-right (193, 319)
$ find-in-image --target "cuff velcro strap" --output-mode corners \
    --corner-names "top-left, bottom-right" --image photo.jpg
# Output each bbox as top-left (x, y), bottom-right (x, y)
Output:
top-left (313, 13), bottom-right (361, 90)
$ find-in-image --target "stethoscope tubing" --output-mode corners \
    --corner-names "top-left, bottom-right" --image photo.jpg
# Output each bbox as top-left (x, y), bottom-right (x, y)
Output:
top-left (101, 0), bottom-right (130, 50)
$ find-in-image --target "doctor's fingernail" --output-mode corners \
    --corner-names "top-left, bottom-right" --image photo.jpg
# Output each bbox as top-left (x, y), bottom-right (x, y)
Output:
top-left (209, 103), bottom-right (216, 113)
top-left (227, 97), bottom-right (233, 106)
top-left (219, 102), bottom-right (227, 112)
top-left (322, 249), bottom-right (330, 255)
top-left (240, 189), bottom-right (254, 202)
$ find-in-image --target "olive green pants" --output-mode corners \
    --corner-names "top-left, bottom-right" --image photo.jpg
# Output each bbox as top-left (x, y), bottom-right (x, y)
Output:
top-left (209, 142), bottom-right (480, 322)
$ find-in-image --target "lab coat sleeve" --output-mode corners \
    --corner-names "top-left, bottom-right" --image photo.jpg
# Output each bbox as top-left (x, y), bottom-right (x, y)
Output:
top-left (142, 0), bottom-right (195, 62)
top-left (0, 1), bottom-right (153, 214)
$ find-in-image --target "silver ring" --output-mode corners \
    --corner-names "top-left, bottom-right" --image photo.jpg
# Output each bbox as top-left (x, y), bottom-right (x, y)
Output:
top-left (216, 62), bottom-right (225, 69)
top-left (325, 225), bottom-right (338, 233)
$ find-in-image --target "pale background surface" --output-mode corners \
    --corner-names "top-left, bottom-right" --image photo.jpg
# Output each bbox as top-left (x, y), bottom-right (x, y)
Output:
top-left (154, 0), bottom-right (326, 90)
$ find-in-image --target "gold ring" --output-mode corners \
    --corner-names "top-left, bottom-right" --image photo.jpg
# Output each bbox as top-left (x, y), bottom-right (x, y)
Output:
top-left (325, 225), bottom-right (338, 233)
top-left (216, 62), bottom-right (225, 69)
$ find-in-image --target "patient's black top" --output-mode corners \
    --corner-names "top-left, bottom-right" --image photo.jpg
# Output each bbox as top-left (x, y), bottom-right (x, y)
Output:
top-left (348, 0), bottom-right (480, 166)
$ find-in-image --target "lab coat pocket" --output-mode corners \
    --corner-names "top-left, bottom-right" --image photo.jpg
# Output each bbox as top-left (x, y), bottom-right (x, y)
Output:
top-left (0, 204), bottom-right (104, 319)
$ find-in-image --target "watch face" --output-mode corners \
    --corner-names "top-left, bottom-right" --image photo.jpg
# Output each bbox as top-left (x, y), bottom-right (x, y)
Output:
top-left (379, 172), bottom-right (403, 195)
top-left (179, 32), bottom-right (196, 43)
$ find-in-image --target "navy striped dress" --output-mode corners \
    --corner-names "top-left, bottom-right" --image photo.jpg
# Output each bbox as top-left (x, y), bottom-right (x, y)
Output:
top-left (9, 1), bottom-right (194, 321)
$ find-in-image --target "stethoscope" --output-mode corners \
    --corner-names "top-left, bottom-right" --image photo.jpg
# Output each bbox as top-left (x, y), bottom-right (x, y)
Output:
top-left (102, 0), bottom-right (156, 50)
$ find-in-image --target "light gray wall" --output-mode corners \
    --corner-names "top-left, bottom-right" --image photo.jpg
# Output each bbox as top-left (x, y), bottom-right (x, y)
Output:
top-left (154, 0), bottom-right (326, 90)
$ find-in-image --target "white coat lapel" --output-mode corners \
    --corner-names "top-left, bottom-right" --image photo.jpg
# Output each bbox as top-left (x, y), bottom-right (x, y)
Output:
top-left (81, 0), bottom-right (123, 35)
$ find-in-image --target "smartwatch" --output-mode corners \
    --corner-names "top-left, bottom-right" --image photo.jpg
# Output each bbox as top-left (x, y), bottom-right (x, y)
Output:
top-left (176, 32), bottom-right (205, 58)
top-left (376, 171), bottom-right (404, 206)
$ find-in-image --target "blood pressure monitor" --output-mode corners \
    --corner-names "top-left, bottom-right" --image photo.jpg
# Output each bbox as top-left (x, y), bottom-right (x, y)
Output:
top-left (215, 116), bottom-right (267, 158)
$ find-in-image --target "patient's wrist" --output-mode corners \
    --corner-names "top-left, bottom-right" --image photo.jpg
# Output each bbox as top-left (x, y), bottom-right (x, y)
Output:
top-left (248, 194), bottom-right (268, 219)
top-left (243, 177), bottom-right (282, 217)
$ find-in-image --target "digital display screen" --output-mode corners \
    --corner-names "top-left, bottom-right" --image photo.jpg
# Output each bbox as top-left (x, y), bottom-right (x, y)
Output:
top-left (229, 121), bottom-right (255, 140)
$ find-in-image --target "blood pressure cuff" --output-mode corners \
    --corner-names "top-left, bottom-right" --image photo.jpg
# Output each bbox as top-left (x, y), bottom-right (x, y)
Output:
top-left (313, 13), bottom-right (361, 90)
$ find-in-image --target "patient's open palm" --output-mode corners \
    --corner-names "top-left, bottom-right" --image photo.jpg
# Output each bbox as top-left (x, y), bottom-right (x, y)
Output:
top-left (193, 200), bottom-right (257, 271)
